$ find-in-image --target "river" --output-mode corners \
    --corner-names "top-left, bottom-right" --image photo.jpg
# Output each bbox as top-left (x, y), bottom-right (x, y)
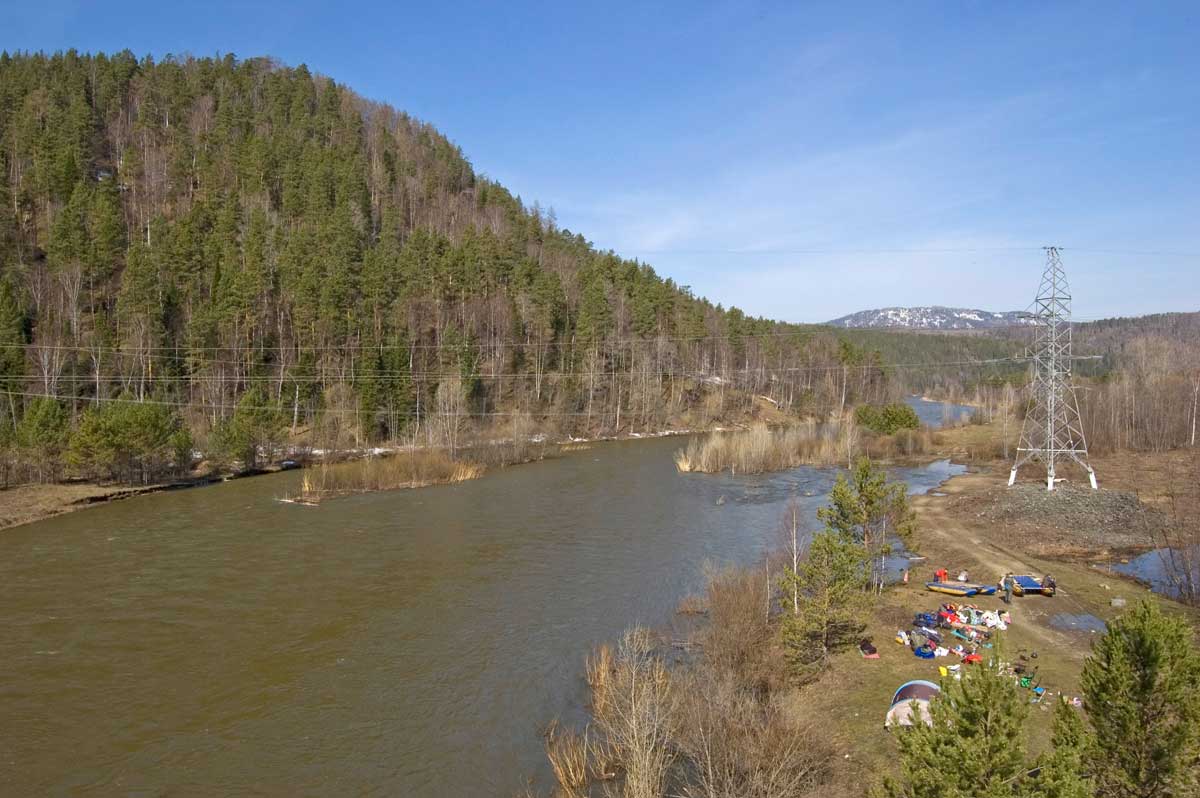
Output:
top-left (0, 437), bottom-right (963, 796)
top-left (904, 395), bottom-right (975, 428)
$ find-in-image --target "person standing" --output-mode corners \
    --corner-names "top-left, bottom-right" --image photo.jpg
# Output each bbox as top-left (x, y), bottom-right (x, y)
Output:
top-left (1002, 572), bottom-right (1014, 604)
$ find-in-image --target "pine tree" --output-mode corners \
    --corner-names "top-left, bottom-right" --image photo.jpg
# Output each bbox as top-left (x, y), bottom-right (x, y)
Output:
top-left (1028, 698), bottom-right (1092, 798)
top-left (1081, 599), bottom-right (1200, 798)
top-left (819, 457), bottom-right (918, 589)
top-left (213, 387), bottom-right (285, 470)
top-left (882, 656), bottom-right (1030, 798)
top-left (15, 397), bottom-right (69, 481)
top-left (0, 281), bottom-right (24, 426)
top-left (576, 273), bottom-right (612, 347)
top-left (778, 529), bottom-right (867, 679)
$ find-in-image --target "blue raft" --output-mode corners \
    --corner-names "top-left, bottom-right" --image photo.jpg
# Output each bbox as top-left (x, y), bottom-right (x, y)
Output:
top-left (1012, 574), bottom-right (1055, 596)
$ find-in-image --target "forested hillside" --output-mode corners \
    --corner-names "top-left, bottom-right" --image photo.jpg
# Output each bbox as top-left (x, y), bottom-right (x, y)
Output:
top-left (837, 328), bottom-right (1024, 395)
top-left (0, 50), bottom-right (895, 482)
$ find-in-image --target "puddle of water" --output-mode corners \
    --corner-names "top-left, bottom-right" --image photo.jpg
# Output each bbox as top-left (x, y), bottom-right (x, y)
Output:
top-left (1049, 613), bottom-right (1107, 634)
top-left (1113, 547), bottom-right (1200, 601)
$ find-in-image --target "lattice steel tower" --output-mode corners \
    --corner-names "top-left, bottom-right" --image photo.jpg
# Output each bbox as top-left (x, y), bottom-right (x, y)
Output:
top-left (1008, 247), bottom-right (1098, 491)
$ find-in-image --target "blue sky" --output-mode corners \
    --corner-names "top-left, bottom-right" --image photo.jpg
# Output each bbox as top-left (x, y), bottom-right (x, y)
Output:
top-left (5, 1), bottom-right (1198, 322)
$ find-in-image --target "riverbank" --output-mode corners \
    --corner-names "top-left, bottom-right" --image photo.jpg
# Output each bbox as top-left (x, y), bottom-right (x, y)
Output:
top-left (0, 425), bottom-right (721, 531)
top-left (0, 481), bottom-right (170, 531)
top-left (525, 416), bottom-right (1197, 796)
top-left (775, 457), bottom-right (1199, 796)
top-left (0, 463), bottom-right (307, 532)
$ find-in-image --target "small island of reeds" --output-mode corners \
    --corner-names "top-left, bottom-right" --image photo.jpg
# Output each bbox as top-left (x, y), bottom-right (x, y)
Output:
top-left (674, 417), bottom-right (938, 474)
top-left (286, 437), bottom-right (552, 504)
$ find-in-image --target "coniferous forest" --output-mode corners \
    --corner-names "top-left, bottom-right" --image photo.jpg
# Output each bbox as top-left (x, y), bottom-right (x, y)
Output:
top-left (0, 50), bottom-right (896, 483)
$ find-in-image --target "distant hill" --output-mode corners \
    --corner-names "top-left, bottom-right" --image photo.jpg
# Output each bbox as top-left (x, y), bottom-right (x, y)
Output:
top-left (827, 306), bottom-right (1032, 330)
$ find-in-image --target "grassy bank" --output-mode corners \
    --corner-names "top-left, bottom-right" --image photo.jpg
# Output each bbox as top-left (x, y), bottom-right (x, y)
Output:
top-left (0, 398), bottom-right (770, 529)
top-left (0, 482), bottom-right (168, 531)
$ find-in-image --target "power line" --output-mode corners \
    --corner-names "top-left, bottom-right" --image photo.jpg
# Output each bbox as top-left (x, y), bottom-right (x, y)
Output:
top-left (0, 328), bottom-right (839, 353)
top-left (623, 245), bottom-right (1200, 258)
top-left (624, 246), bottom-right (1045, 256)
top-left (4, 311), bottom-right (1170, 356)
top-left (15, 356), bottom-right (1048, 385)
top-left (0, 389), bottom-right (740, 418)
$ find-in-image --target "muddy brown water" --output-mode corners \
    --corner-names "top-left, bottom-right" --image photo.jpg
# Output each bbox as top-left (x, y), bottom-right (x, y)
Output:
top-left (0, 437), bottom-right (963, 796)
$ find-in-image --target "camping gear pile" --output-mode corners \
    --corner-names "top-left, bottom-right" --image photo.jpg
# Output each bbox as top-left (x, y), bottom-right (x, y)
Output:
top-left (885, 568), bottom-right (1071, 729)
top-left (896, 602), bottom-right (1012, 664)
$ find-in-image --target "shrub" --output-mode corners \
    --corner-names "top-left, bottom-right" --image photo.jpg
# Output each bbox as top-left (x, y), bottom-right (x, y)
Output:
top-left (68, 398), bottom-right (190, 484)
top-left (854, 402), bottom-right (921, 435)
top-left (702, 564), bottom-right (787, 694)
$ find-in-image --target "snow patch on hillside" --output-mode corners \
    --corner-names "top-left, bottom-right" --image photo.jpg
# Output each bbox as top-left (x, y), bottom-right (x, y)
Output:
top-left (827, 306), bottom-right (1032, 330)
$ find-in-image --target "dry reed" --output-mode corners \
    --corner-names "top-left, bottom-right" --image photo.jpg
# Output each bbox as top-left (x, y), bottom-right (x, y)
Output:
top-left (675, 593), bottom-right (707, 615)
top-left (676, 417), bottom-right (947, 476)
top-left (543, 720), bottom-right (591, 797)
top-left (585, 642), bottom-right (615, 717)
top-left (293, 449), bottom-right (483, 503)
top-left (674, 420), bottom-right (853, 474)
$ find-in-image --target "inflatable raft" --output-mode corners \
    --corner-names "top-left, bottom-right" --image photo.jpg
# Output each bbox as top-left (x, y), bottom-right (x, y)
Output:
top-left (925, 582), bottom-right (978, 597)
top-left (1012, 574), bottom-right (1055, 596)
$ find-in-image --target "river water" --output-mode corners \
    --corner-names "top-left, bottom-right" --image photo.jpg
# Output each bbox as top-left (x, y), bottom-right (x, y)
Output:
top-left (0, 437), bottom-right (963, 796)
top-left (904, 396), bottom-right (975, 428)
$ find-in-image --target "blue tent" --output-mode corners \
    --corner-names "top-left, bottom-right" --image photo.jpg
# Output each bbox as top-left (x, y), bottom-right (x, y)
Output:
top-left (891, 680), bottom-right (940, 706)
top-left (886, 680), bottom-right (941, 728)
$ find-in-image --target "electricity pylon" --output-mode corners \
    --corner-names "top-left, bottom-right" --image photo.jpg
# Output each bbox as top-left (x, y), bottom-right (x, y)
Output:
top-left (1008, 247), bottom-right (1098, 491)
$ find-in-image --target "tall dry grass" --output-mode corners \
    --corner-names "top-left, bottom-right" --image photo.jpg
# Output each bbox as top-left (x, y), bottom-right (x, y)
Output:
top-left (674, 421), bottom-right (854, 475)
top-left (295, 449), bottom-right (483, 502)
top-left (675, 417), bottom-right (945, 476)
top-left (585, 642), bottom-right (616, 718)
top-left (543, 720), bottom-right (592, 797)
top-left (541, 566), bottom-right (829, 798)
top-left (860, 426), bottom-right (938, 459)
